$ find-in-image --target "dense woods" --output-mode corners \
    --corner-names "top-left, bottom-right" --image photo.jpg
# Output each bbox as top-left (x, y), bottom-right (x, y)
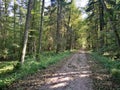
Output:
top-left (86, 0), bottom-right (120, 58)
top-left (0, 0), bottom-right (120, 89)
top-left (0, 0), bottom-right (82, 63)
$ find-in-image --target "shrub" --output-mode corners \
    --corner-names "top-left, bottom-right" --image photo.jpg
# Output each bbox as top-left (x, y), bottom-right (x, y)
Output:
top-left (111, 69), bottom-right (120, 83)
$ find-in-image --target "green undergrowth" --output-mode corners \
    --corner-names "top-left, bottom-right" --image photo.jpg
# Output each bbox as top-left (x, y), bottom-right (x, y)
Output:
top-left (0, 51), bottom-right (72, 89)
top-left (91, 52), bottom-right (120, 84)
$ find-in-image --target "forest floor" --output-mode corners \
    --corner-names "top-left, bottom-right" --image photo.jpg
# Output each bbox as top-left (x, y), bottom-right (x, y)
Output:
top-left (8, 50), bottom-right (117, 90)
top-left (8, 50), bottom-right (93, 90)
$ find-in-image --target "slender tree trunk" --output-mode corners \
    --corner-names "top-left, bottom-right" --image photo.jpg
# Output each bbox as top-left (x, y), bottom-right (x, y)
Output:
top-left (0, 0), bottom-right (2, 31)
top-left (39, 0), bottom-right (44, 52)
top-left (20, 0), bottom-right (33, 64)
top-left (36, 0), bottom-right (45, 60)
top-left (19, 5), bottom-right (23, 59)
top-left (56, 0), bottom-right (61, 53)
top-left (3, 0), bottom-right (7, 49)
top-left (28, 0), bottom-right (36, 55)
top-left (38, 0), bottom-right (44, 52)
top-left (69, 27), bottom-right (73, 50)
top-left (99, 0), bottom-right (104, 48)
top-left (0, 0), bottom-right (2, 50)
top-left (13, 0), bottom-right (16, 54)
top-left (95, 22), bottom-right (99, 51)
top-left (19, 2), bottom-right (23, 46)
top-left (66, 9), bottom-right (71, 50)
top-left (0, 0), bottom-right (1, 16)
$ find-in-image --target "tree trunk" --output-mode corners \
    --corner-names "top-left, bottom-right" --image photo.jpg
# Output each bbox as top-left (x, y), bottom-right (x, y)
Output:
top-left (99, 0), bottom-right (104, 48)
top-left (28, 0), bottom-right (36, 56)
top-left (56, 0), bottom-right (61, 53)
top-left (66, 9), bottom-right (71, 50)
top-left (38, 0), bottom-right (45, 54)
top-left (36, 0), bottom-right (45, 60)
top-left (20, 0), bottom-right (33, 64)
top-left (38, 0), bottom-right (44, 52)
top-left (13, 0), bottom-right (16, 54)
top-left (3, 0), bottom-right (7, 49)
top-left (0, 0), bottom-right (1, 16)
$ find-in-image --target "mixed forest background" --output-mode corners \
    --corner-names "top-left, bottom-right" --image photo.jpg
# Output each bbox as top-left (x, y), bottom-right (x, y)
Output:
top-left (1, 0), bottom-right (120, 63)
top-left (0, 0), bottom-right (84, 63)
top-left (0, 0), bottom-right (120, 89)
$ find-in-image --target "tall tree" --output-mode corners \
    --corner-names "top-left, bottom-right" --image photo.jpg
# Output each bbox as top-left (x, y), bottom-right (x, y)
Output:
top-left (36, 0), bottom-right (45, 60)
top-left (20, 0), bottom-right (33, 64)
top-left (38, 0), bottom-right (45, 53)
top-left (56, 0), bottom-right (62, 53)
top-left (99, 0), bottom-right (104, 47)
top-left (13, 0), bottom-right (17, 54)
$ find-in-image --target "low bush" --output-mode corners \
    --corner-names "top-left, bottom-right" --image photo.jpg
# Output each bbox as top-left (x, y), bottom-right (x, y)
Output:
top-left (111, 69), bottom-right (120, 84)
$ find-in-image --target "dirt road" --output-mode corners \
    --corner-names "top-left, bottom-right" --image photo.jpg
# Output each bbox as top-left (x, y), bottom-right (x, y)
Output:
top-left (39, 50), bottom-right (93, 90)
top-left (9, 50), bottom-right (93, 90)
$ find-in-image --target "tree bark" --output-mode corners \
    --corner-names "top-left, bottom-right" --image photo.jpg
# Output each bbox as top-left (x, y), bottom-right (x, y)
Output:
top-left (99, 0), bottom-right (104, 47)
top-left (13, 0), bottom-right (16, 54)
top-left (56, 0), bottom-right (61, 53)
top-left (66, 9), bottom-right (71, 50)
top-left (38, 0), bottom-right (44, 53)
top-left (36, 0), bottom-right (45, 60)
top-left (20, 0), bottom-right (33, 64)
top-left (0, 0), bottom-right (1, 16)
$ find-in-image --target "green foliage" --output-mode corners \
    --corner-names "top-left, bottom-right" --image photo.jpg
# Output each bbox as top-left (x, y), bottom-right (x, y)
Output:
top-left (86, 0), bottom-right (120, 61)
top-left (0, 0), bottom-right (82, 61)
top-left (0, 61), bottom-right (17, 75)
top-left (0, 51), bottom-right (71, 89)
top-left (0, 48), bottom-right (9, 59)
top-left (91, 52), bottom-right (120, 83)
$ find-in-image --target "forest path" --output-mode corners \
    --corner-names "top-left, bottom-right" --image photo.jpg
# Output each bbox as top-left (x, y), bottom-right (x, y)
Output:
top-left (9, 50), bottom-right (93, 90)
top-left (39, 50), bottom-right (93, 90)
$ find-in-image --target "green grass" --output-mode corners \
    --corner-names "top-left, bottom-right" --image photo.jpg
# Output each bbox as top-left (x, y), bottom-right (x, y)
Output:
top-left (0, 61), bottom-right (18, 75)
top-left (0, 51), bottom-right (72, 89)
top-left (91, 52), bottom-right (120, 83)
